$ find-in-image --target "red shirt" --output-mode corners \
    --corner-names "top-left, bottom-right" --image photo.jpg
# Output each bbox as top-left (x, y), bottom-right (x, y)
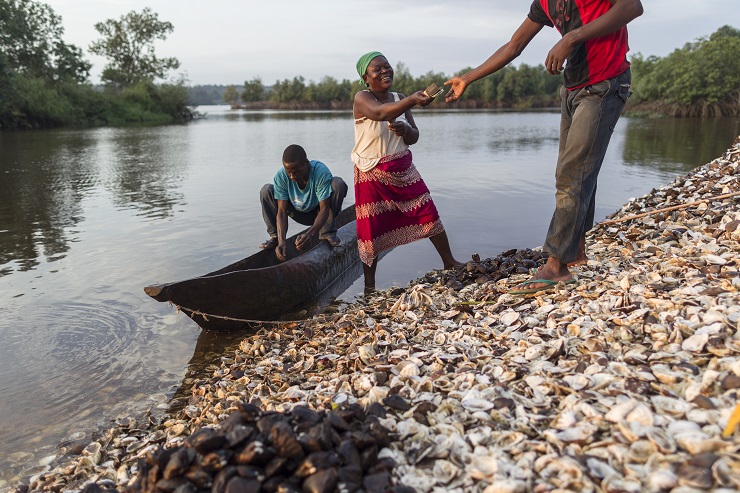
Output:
top-left (528, 0), bottom-right (631, 89)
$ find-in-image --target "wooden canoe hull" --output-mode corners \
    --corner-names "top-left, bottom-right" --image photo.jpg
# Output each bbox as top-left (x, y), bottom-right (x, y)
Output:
top-left (144, 206), bottom-right (360, 331)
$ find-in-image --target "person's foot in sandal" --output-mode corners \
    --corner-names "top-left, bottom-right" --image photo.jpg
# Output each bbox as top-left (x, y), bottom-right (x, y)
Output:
top-left (511, 260), bottom-right (574, 295)
top-left (260, 237), bottom-right (278, 249)
top-left (323, 234), bottom-right (341, 247)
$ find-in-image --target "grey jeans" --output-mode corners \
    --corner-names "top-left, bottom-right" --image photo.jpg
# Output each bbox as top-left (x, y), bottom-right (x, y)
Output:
top-left (544, 69), bottom-right (632, 263)
top-left (260, 176), bottom-right (348, 239)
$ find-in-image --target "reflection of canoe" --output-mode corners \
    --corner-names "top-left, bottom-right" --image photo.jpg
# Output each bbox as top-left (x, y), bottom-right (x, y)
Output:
top-left (144, 206), bottom-right (359, 331)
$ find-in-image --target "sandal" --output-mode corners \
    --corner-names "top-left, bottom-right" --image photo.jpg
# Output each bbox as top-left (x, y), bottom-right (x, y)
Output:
top-left (260, 237), bottom-right (278, 249)
top-left (510, 278), bottom-right (575, 295)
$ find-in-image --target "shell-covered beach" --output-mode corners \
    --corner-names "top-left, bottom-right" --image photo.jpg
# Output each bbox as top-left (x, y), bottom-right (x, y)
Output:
top-left (7, 137), bottom-right (740, 493)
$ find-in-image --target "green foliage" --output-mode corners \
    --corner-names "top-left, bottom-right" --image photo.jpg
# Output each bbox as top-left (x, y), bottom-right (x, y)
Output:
top-left (630, 25), bottom-right (740, 116)
top-left (89, 7), bottom-right (180, 87)
top-left (15, 75), bottom-right (74, 126)
top-left (0, 2), bottom-right (193, 129)
top-left (270, 76), bottom-right (307, 103)
top-left (222, 85), bottom-right (239, 105)
top-left (0, 0), bottom-right (90, 82)
top-left (114, 81), bottom-right (194, 123)
top-left (221, 61), bottom-right (560, 110)
top-left (0, 51), bottom-right (23, 128)
top-left (241, 77), bottom-right (265, 103)
top-left (305, 77), bottom-right (353, 105)
top-left (390, 62), bottom-right (416, 97)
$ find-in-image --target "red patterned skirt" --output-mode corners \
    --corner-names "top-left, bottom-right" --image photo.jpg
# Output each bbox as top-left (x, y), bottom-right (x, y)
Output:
top-left (354, 150), bottom-right (444, 266)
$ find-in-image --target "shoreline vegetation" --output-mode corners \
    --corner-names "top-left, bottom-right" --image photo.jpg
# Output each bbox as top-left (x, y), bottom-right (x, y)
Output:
top-left (6, 137), bottom-right (740, 492)
top-left (2, 18), bottom-right (739, 129)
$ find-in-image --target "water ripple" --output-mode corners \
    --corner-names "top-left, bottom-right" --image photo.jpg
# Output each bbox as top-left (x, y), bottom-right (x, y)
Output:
top-left (0, 300), bottom-right (178, 482)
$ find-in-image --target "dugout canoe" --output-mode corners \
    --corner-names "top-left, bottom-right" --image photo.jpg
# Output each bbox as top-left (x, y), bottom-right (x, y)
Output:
top-left (144, 206), bottom-right (360, 331)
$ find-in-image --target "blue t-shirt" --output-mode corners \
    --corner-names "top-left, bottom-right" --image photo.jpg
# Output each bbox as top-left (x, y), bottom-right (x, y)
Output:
top-left (273, 160), bottom-right (333, 213)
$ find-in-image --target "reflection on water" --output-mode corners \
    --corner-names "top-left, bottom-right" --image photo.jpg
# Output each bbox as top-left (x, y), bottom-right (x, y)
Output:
top-left (0, 108), bottom-right (738, 485)
top-left (623, 117), bottom-right (740, 172)
top-left (0, 131), bottom-right (95, 273)
top-left (103, 128), bottom-right (189, 219)
top-left (223, 109), bottom-right (350, 123)
top-left (0, 127), bottom-right (189, 278)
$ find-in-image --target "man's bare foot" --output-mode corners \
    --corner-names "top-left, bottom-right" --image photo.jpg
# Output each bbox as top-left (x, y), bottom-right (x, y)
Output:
top-left (567, 237), bottom-right (587, 267)
top-left (567, 257), bottom-right (588, 268)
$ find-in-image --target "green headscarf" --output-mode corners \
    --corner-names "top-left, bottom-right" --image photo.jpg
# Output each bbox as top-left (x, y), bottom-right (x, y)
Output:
top-left (356, 51), bottom-right (385, 86)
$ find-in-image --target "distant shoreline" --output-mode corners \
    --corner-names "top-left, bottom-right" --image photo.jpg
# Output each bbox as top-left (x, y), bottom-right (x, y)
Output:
top-left (225, 100), bottom-right (561, 112)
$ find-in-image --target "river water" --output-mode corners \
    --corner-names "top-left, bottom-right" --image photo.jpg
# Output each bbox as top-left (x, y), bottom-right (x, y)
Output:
top-left (0, 106), bottom-right (738, 484)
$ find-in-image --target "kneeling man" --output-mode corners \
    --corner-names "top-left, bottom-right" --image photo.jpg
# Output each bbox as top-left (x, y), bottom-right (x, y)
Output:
top-left (260, 144), bottom-right (348, 261)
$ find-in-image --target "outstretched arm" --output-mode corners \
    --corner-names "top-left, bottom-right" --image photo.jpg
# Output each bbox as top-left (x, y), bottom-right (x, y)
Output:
top-left (544, 0), bottom-right (643, 74)
top-left (354, 89), bottom-right (432, 121)
top-left (445, 18), bottom-right (543, 102)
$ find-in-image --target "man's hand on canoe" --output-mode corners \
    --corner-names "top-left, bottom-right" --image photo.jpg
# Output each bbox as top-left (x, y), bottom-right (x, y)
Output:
top-left (275, 242), bottom-right (288, 261)
top-left (295, 233), bottom-right (312, 251)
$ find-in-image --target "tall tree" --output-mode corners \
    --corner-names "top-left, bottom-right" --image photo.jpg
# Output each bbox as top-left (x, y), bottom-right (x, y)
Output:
top-left (89, 7), bottom-right (180, 87)
top-left (0, 0), bottom-right (90, 81)
top-left (241, 77), bottom-right (265, 103)
top-left (222, 85), bottom-right (239, 106)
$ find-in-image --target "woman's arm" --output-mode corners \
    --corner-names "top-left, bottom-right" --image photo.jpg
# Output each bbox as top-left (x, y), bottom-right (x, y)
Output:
top-left (387, 96), bottom-right (421, 145)
top-left (354, 89), bottom-right (432, 121)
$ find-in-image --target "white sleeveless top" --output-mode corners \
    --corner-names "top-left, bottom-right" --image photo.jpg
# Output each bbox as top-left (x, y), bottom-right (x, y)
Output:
top-left (351, 91), bottom-right (409, 172)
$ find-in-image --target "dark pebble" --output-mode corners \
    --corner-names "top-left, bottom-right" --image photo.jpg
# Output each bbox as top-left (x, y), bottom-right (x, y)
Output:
top-left (383, 394), bottom-right (411, 411)
top-left (129, 402), bottom-right (395, 493)
top-left (302, 467), bottom-right (338, 493)
top-left (691, 395), bottom-right (717, 410)
top-left (225, 477), bottom-right (261, 493)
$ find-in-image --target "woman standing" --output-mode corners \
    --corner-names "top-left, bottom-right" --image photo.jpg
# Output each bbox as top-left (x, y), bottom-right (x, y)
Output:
top-left (352, 51), bottom-right (461, 290)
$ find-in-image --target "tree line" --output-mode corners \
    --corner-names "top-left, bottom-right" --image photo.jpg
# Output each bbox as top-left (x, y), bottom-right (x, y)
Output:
top-left (2, 0), bottom-right (738, 130)
top-left (0, 0), bottom-right (193, 129)
top-left (218, 62), bottom-right (563, 110)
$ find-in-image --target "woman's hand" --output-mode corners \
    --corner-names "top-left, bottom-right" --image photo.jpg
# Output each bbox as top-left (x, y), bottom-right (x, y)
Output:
top-left (411, 90), bottom-right (433, 107)
top-left (444, 76), bottom-right (467, 102)
top-left (388, 120), bottom-right (409, 137)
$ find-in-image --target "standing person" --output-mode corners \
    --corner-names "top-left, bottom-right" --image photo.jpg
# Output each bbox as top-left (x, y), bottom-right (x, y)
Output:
top-left (445, 0), bottom-right (643, 294)
top-left (353, 51), bottom-right (461, 291)
top-left (260, 144), bottom-right (347, 261)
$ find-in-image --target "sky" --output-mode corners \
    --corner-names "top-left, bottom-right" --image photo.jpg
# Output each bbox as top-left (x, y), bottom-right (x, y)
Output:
top-left (49, 0), bottom-right (739, 86)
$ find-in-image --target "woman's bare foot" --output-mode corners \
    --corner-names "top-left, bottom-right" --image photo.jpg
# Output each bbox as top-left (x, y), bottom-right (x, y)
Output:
top-left (444, 259), bottom-right (464, 270)
top-left (429, 231), bottom-right (461, 270)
